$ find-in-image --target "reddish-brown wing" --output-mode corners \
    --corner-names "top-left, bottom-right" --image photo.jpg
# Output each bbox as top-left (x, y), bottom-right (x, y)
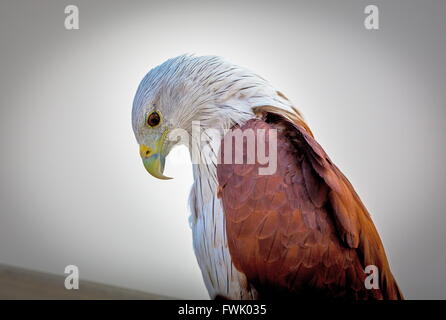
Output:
top-left (217, 108), bottom-right (403, 300)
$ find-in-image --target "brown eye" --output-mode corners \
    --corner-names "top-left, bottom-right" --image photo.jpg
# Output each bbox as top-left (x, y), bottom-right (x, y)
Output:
top-left (147, 111), bottom-right (161, 127)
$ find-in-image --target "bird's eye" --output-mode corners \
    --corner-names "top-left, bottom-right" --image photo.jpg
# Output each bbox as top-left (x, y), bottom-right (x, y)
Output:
top-left (147, 111), bottom-right (161, 127)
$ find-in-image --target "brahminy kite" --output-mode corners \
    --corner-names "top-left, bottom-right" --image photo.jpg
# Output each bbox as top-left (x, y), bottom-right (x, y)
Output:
top-left (132, 55), bottom-right (403, 300)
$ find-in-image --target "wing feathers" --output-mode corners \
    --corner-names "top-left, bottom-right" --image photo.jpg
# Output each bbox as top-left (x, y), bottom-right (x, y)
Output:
top-left (217, 107), bottom-right (403, 299)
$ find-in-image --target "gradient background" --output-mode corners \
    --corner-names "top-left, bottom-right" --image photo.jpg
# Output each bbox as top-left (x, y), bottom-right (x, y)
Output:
top-left (0, 0), bottom-right (445, 299)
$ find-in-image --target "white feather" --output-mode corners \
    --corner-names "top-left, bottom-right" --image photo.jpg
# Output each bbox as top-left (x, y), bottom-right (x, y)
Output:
top-left (133, 55), bottom-right (296, 299)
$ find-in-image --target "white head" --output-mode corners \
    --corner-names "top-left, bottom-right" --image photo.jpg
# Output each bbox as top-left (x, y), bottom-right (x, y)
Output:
top-left (132, 55), bottom-right (293, 179)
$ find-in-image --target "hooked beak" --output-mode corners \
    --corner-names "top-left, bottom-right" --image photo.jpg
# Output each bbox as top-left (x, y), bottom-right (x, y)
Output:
top-left (139, 130), bottom-right (172, 180)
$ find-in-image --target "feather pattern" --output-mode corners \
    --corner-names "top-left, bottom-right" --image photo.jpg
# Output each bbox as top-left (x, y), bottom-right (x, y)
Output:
top-left (217, 109), bottom-right (403, 299)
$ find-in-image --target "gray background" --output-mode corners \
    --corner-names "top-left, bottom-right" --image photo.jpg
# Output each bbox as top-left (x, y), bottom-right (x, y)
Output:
top-left (0, 0), bottom-right (445, 299)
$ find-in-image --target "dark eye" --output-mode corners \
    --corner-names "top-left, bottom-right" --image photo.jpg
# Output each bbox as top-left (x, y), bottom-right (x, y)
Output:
top-left (147, 111), bottom-right (161, 127)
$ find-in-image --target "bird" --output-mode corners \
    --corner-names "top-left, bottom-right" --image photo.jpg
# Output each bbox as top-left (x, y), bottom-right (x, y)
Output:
top-left (132, 55), bottom-right (403, 300)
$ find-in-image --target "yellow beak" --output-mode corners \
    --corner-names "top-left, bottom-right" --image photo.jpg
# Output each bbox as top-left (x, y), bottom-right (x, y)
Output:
top-left (139, 131), bottom-right (172, 180)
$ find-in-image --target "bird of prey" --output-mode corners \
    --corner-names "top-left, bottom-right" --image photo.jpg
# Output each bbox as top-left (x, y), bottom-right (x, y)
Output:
top-left (132, 55), bottom-right (403, 300)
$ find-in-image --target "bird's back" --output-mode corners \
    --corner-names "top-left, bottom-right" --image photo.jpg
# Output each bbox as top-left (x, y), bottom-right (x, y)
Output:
top-left (217, 108), bottom-right (403, 300)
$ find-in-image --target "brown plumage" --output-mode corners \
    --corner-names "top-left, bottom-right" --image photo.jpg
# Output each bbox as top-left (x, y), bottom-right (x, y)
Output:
top-left (217, 106), bottom-right (403, 300)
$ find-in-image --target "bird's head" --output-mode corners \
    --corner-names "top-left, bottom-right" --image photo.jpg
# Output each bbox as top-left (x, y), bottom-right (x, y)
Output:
top-left (132, 55), bottom-right (292, 180)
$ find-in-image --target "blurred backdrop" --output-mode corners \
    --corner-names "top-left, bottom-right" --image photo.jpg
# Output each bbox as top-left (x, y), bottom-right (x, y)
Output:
top-left (0, 0), bottom-right (445, 299)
